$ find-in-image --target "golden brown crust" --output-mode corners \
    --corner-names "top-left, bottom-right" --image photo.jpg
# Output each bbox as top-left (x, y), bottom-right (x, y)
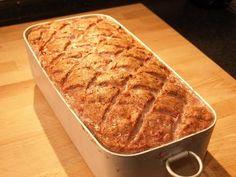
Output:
top-left (27, 16), bottom-right (213, 154)
top-left (99, 89), bottom-right (154, 152)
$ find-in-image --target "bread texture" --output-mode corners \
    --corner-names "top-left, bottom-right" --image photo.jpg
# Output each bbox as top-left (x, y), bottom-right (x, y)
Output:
top-left (27, 16), bottom-right (213, 153)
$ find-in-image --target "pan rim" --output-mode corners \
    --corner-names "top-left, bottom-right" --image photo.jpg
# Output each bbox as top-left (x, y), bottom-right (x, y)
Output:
top-left (23, 13), bottom-right (217, 157)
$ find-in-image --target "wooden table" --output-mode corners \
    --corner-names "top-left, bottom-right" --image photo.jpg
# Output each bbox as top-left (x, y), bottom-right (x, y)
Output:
top-left (0, 3), bottom-right (235, 177)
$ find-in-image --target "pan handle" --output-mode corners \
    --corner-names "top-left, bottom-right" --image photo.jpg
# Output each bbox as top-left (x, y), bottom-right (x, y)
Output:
top-left (165, 151), bottom-right (203, 177)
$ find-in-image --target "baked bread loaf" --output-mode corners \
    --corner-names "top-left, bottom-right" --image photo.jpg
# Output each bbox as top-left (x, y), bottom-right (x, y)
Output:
top-left (27, 16), bottom-right (213, 153)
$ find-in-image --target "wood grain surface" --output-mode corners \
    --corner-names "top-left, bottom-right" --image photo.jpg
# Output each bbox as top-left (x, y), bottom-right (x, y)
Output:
top-left (0, 3), bottom-right (235, 177)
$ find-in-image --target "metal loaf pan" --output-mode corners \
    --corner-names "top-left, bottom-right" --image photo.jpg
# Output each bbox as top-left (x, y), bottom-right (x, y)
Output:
top-left (23, 14), bottom-right (217, 177)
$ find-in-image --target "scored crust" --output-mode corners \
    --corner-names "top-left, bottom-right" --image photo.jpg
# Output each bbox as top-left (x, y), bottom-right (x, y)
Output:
top-left (27, 16), bottom-right (214, 153)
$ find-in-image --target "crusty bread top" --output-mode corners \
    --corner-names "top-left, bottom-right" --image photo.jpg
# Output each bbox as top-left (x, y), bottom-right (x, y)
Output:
top-left (28, 16), bottom-right (213, 153)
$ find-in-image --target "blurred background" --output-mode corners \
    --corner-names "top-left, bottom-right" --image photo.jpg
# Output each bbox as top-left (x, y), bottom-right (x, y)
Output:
top-left (1, 0), bottom-right (235, 78)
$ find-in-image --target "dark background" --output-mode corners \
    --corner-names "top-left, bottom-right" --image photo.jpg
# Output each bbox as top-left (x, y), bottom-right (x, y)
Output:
top-left (1, 0), bottom-right (235, 78)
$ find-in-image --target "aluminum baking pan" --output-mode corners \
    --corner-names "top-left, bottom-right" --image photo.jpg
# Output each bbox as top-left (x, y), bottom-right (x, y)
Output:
top-left (23, 14), bottom-right (217, 177)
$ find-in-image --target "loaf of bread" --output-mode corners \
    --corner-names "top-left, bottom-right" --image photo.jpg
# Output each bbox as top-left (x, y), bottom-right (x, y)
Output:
top-left (27, 16), bottom-right (213, 153)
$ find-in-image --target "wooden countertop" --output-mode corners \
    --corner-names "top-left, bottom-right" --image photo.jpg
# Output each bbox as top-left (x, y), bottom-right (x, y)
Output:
top-left (0, 3), bottom-right (235, 177)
